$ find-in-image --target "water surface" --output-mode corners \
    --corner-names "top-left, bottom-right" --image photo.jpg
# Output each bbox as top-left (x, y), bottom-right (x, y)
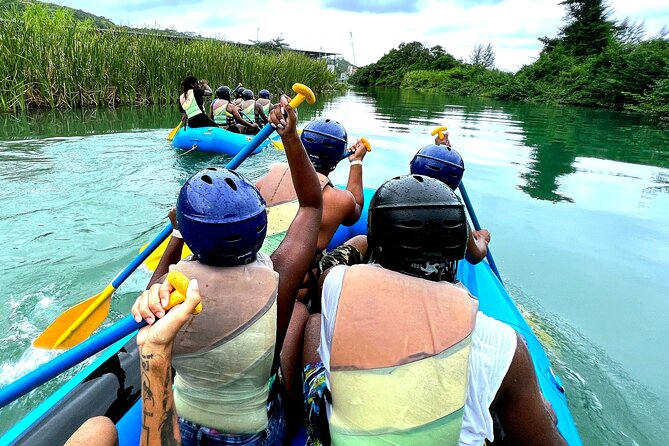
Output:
top-left (0, 88), bottom-right (667, 445)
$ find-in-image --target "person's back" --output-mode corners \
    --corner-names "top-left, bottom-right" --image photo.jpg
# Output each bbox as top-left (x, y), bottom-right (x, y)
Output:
top-left (132, 95), bottom-right (322, 445)
top-left (257, 118), bottom-right (367, 252)
top-left (179, 76), bottom-right (217, 128)
top-left (410, 141), bottom-right (490, 264)
top-left (239, 89), bottom-right (256, 127)
top-left (210, 86), bottom-right (231, 127)
top-left (255, 90), bottom-right (272, 126)
top-left (303, 175), bottom-right (568, 446)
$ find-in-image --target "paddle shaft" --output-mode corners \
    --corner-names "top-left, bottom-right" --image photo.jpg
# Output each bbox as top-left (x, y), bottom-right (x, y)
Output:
top-left (458, 182), bottom-right (503, 283)
top-left (0, 316), bottom-right (144, 409)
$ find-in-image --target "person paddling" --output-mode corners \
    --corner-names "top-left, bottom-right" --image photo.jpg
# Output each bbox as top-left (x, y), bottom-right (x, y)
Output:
top-left (239, 89), bottom-right (261, 135)
top-left (301, 175), bottom-right (567, 446)
top-left (132, 94), bottom-right (322, 445)
top-left (410, 136), bottom-right (491, 264)
top-left (256, 89), bottom-right (273, 127)
top-left (178, 76), bottom-right (217, 128)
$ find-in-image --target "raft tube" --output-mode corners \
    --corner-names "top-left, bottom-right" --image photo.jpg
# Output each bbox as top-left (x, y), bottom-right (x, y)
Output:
top-left (172, 125), bottom-right (270, 155)
top-left (0, 187), bottom-right (581, 446)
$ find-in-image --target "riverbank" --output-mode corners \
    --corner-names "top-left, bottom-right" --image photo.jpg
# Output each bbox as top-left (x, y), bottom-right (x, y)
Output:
top-left (349, 0), bottom-right (669, 125)
top-left (0, 4), bottom-right (339, 113)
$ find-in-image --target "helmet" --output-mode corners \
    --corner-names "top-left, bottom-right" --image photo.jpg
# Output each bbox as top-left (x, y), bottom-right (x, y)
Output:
top-left (259, 89), bottom-right (270, 99)
top-left (233, 85), bottom-right (245, 98)
top-left (409, 144), bottom-right (465, 190)
top-left (300, 118), bottom-right (348, 172)
top-left (176, 168), bottom-right (267, 266)
top-left (368, 175), bottom-right (468, 282)
top-left (242, 89), bottom-right (254, 100)
top-left (215, 85), bottom-right (231, 100)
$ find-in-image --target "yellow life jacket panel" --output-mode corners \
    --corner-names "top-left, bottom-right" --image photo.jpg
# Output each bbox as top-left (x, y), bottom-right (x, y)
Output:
top-left (329, 264), bottom-right (478, 445)
top-left (180, 89), bottom-right (203, 119)
top-left (211, 98), bottom-right (228, 125)
top-left (170, 252), bottom-right (279, 434)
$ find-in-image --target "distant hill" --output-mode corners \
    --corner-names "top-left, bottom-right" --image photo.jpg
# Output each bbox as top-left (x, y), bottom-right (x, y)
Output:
top-left (0, 0), bottom-right (115, 28)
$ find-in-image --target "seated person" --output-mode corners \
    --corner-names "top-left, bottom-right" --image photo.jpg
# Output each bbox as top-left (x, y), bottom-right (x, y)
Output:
top-left (209, 85), bottom-right (231, 127)
top-left (238, 89), bottom-right (260, 134)
top-left (255, 89), bottom-right (273, 127)
top-left (409, 136), bottom-right (490, 264)
top-left (178, 76), bottom-right (217, 128)
top-left (301, 175), bottom-right (567, 446)
top-left (133, 95), bottom-right (322, 446)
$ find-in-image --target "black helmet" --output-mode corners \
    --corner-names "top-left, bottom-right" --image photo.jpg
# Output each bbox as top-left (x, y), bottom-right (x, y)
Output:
top-left (215, 85), bottom-right (231, 100)
top-left (242, 89), bottom-right (254, 100)
top-left (368, 175), bottom-right (468, 282)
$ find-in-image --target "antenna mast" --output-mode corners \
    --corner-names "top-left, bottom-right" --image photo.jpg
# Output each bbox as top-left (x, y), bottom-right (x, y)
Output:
top-left (350, 31), bottom-right (356, 66)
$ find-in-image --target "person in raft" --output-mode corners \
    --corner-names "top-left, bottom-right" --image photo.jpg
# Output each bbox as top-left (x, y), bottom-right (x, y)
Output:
top-left (256, 89), bottom-right (273, 127)
top-left (238, 89), bottom-right (262, 134)
top-left (300, 175), bottom-right (568, 446)
top-left (409, 137), bottom-right (491, 264)
top-left (132, 94), bottom-right (323, 446)
top-left (209, 86), bottom-right (258, 133)
top-left (178, 76), bottom-right (217, 128)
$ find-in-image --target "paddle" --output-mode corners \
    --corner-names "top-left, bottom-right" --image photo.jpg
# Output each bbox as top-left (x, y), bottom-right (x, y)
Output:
top-left (1, 271), bottom-right (198, 409)
top-left (167, 120), bottom-right (182, 141)
top-left (142, 137), bottom-right (372, 271)
top-left (431, 126), bottom-right (503, 284)
top-left (33, 83), bottom-right (316, 350)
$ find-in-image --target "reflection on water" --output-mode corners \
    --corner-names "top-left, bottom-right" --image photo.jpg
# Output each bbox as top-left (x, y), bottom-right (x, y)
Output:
top-left (0, 88), bottom-right (668, 445)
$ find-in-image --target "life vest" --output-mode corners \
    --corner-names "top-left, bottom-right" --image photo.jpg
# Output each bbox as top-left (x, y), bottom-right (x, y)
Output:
top-left (240, 99), bottom-right (256, 123)
top-left (211, 98), bottom-right (228, 125)
top-left (180, 89), bottom-right (203, 119)
top-left (257, 162), bottom-right (331, 206)
top-left (256, 98), bottom-right (271, 122)
top-left (170, 252), bottom-right (279, 434)
top-left (328, 264), bottom-right (478, 445)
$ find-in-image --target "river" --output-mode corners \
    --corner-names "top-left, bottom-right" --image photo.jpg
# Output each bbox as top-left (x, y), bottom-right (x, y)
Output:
top-left (0, 87), bottom-right (667, 445)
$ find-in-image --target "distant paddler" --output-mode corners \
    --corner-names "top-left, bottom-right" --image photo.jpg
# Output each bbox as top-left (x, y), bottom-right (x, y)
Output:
top-left (256, 89), bottom-right (273, 127)
top-left (178, 76), bottom-right (217, 128)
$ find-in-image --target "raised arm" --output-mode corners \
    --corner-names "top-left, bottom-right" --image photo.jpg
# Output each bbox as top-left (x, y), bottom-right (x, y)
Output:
top-left (270, 95), bottom-right (322, 353)
top-left (342, 139), bottom-right (368, 225)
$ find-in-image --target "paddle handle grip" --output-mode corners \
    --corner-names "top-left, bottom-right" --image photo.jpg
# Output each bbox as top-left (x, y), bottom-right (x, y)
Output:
top-left (339, 137), bottom-right (372, 161)
top-left (166, 271), bottom-right (202, 314)
top-left (431, 126), bottom-right (448, 139)
top-left (458, 182), bottom-right (502, 283)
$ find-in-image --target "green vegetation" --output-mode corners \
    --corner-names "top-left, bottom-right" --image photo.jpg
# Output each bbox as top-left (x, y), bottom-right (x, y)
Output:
top-left (0, 3), bottom-right (338, 112)
top-left (350, 0), bottom-right (669, 123)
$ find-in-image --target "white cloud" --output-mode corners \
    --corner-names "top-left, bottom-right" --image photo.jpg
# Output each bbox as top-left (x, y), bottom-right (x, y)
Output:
top-left (46, 0), bottom-right (669, 71)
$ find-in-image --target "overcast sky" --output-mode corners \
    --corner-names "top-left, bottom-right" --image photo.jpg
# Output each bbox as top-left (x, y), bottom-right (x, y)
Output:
top-left (46, 0), bottom-right (668, 71)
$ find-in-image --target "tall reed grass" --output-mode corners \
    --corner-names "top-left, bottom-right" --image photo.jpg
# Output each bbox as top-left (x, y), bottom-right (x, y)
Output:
top-left (0, 4), bottom-right (339, 112)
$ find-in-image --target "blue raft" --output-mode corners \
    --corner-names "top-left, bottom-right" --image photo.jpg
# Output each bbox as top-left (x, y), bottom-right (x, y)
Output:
top-left (0, 187), bottom-right (582, 446)
top-left (172, 125), bottom-right (271, 155)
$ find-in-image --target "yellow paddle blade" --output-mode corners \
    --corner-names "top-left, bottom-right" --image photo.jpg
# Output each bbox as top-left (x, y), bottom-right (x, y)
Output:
top-left (272, 129), bottom-right (303, 151)
top-left (33, 288), bottom-right (113, 350)
top-left (167, 122), bottom-right (182, 141)
top-left (140, 236), bottom-right (192, 272)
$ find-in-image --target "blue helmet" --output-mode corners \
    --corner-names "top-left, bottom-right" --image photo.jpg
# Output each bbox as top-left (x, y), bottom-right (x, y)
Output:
top-left (176, 168), bottom-right (267, 266)
top-left (409, 144), bottom-right (465, 190)
top-left (300, 118), bottom-right (348, 172)
top-left (259, 89), bottom-right (270, 99)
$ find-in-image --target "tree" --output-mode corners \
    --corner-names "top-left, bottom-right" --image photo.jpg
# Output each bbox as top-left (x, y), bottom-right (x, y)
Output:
top-left (469, 43), bottom-right (495, 69)
top-left (249, 37), bottom-right (289, 52)
top-left (559, 0), bottom-right (615, 56)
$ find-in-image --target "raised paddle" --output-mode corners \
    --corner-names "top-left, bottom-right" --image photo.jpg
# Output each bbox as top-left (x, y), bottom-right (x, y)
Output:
top-left (34, 83), bottom-right (316, 350)
top-left (430, 126), bottom-right (503, 283)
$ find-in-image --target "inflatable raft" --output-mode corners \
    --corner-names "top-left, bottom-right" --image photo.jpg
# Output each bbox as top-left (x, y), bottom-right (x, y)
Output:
top-left (0, 187), bottom-right (582, 446)
top-left (172, 125), bottom-right (273, 155)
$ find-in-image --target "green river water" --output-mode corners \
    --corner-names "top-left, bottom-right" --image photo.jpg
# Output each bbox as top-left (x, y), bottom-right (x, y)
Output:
top-left (0, 87), bottom-right (667, 444)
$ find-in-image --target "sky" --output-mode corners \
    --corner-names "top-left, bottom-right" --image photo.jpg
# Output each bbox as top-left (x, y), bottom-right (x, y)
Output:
top-left (46, 0), bottom-right (669, 72)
